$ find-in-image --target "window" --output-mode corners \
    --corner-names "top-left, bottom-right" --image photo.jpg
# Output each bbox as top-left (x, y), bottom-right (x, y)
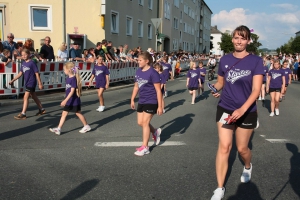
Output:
top-left (180, 11), bottom-right (183, 19)
top-left (164, 1), bottom-right (170, 19)
top-left (173, 17), bottom-right (178, 29)
top-left (174, 0), bottom-right (179, 8)
top-left (111, 11), bottom-right (119, 33)
top-left (138, 0), bottom-right (144, 6)
top-left (183, 23), bottom-right (186, 32)
top-left (29, 4), bottom-right (52, 31)
top-left (147, 24), bottom-right (152, 39)
top-left (126, 16), bottom-right (133, 36)
top-left (138, 20), bottom-right (143, 37)
top-left (184, 5), bottom-right (188, 14)
top-left (148, 0), bottom-right (153, 9)
top-left (173, 39), bottom-right (178, 50)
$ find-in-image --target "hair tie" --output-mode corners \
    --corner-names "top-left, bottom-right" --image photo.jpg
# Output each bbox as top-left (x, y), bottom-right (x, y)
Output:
top-left (72, 65), bottom-right (80, 73)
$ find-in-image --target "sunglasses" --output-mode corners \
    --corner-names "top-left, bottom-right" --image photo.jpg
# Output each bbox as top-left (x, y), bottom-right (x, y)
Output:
top-left (7, 36), bottom-right (13, 38)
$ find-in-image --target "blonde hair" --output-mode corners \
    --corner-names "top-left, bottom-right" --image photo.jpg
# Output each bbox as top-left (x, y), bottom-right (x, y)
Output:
top-left (59, 42), bottom-right (67, 51)
top-left (190, 61), bottom-right (195, 69)
top-left (64, 62), bottom-right (82, 97)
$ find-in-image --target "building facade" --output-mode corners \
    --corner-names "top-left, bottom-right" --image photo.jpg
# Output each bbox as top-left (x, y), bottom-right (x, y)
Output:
top-left (210, 25), bottom-right (223, 56)
top-left (296, 31), bottom-right (300, 38)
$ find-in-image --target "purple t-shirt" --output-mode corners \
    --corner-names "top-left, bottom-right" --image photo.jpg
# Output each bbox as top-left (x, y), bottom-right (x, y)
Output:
top-left (218, 53), bottom-right (264, 112)
top-left (198, 67), bottom-right (206, 83)
top-left (268, 69), bottom-right (285, 88)
top-left (282, 68), bottom-right (291, 84)
top-left (92, 65), bottom-right (110, 88)
top-left (65, 76), bottom-right (81, 106)
top-left (159, 73), bottom-right (166, 84)
top-left (135, 67), bottom-right (160, 104)
top-left (263, 66), bottom-right (269, 82)
top-left (20, 60), bottom-right (39, 88)
top-left (187, 69), bottom-right (200, 88)
top-left (161, 62), bottom-right (172, 80)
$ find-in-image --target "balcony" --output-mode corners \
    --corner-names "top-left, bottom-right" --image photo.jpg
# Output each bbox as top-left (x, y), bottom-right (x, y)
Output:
top-left (200, 9), bottom-right (204, 16)
top-left (200, 24), bottom-right (203, 30)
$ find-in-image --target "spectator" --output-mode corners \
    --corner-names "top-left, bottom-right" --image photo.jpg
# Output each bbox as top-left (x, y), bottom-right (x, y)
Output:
top-left (118, 45), bottom-right (127, 61)
top-left (1, 49), bottom-right (12, 89)
top-left (87, 48), bottom-right (96, 62)
top-left (123, 44), bottom-right (129, 54)
top-left (106, 41), bottom-right (118, 61)
top-left (101, 39), bottom-right (113, 61)
top-left (40, 36), bottom-right (55, 61)
top-left (57, 42), bottom-right (68, 61)
top-left (94, 42), bottom-right (102, 57)
top-left (2, 33), bottom-right (18, 59)
top-left (13, 43), bottom-right (23, 60)
top-left (69, 42), bottom-right (85, 62)
top-left (23, 39), bottom-right (35, 53)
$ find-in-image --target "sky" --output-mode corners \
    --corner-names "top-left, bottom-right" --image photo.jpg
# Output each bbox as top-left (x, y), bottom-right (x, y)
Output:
top-left (206, 0), bottom-right (300, 50)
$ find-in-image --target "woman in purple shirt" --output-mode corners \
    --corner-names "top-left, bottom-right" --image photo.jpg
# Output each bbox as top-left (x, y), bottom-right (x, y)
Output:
top-left (197, 61), bottom-right (206, 97)
top-left (266, 60), bottom-right (285, 117)
top-left (258, 60), bottom-right (269, 106)
top-left (281, 60), bottom-right (292, 100)
top-left (9, 49), bottom-right (45, 120)
top-left (186, 61), bottom-right (201, 104)
top-left (131, 52), bottom-right (163, 156)
top-left (89, 56), bottom-right (110, 112)
top-left (210, 25), bottom-right (264, 200)
top-left (49, 62), bottom-right (91, 135)
top-left (160, 56), bottom-right (173, 97)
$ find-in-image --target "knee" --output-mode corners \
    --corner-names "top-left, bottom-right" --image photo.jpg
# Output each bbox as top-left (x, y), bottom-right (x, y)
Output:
top-left (218, 145), bottom-right (232, 154)
top-left (137, 120), bottom-right (143, 127)
top-left (237, 146), bottom-right (249, 155)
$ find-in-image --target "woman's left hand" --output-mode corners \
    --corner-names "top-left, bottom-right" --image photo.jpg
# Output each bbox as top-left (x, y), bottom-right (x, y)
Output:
top-left (60, 100), bottom-right (67, 107)
top-left (231, 107), bottom-right (246, 121)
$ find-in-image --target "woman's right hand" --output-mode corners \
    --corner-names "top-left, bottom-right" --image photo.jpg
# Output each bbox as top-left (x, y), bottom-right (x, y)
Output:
top-left (212, 92), bottom-right (220, 98)
top-left (130, 101), bottom-right (135, 110)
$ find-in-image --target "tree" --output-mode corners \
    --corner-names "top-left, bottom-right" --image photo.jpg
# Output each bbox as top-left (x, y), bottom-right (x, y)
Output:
top-left (247, 33), bottom-right (262, 55)
top-left (291, 36), bottom-right (300, 53)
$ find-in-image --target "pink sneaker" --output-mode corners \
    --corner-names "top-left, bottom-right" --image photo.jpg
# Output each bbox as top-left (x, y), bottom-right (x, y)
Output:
top-left (152, 128), bottom-right (162, 145)
top-left (134, 146), bottom-right (150, 156)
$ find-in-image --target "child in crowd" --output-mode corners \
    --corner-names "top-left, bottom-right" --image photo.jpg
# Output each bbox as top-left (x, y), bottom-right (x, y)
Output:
top-left (186, 61), bottom-right (201, 104)
top-left (1, 49), bottom-right (12, 89)
top-left (281, 60), bottom-right (292, 100)
top-left (197, 61), bottom-right (206, 97)
top-left (89, 56), bottom-right (110, 112)
top-left (49, 62), bottom-right (91, 135)
top-left (153, 62), bottom-right (166, 113)
top-left (266, 60), bottom-right (285, 116)
top-left (160, 56), bottom-right (173, 97)
top-left (258, 59), bottom-right (269, 107)
top-left (131, 52), bottom-right (163, 156)
top-left (9, 49), bottom-right (45, 119)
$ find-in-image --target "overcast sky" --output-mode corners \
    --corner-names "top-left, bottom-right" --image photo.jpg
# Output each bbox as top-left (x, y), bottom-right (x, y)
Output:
top-left (206, 0), bottom-right (300, 49)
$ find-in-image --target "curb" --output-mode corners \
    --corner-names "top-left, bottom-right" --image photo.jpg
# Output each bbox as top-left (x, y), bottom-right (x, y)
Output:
top-left (0, 83), bottom-right (134, 107)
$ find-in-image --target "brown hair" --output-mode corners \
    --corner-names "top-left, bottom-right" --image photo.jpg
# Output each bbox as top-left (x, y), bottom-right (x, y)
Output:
top-left (64, 62), bottom-right (82, 97)
top-left (153, 63), bottom-right (163, 72)
top-left (232, 25), bottom-right (251, 40)
top-left (22, 49), bottom-right (31, 55)
top-left (138, 51), bottom-right (153, 66)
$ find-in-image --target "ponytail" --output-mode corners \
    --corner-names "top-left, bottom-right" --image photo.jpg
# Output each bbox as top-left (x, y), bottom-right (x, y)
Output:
top-left (64, 62), bottom-right (82, 97)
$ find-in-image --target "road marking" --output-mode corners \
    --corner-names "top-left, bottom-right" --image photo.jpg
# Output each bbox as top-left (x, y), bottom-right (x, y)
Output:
top-left (94, 141), bottom-right (186, 147)
top-left (260, 135), bottom-right (266, 138)
top-left (266, 139), bottom-right (290, 143)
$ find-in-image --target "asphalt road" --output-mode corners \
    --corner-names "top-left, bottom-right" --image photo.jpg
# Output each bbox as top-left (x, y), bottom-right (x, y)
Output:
top-left (0, 73), bottom-right (300, 200)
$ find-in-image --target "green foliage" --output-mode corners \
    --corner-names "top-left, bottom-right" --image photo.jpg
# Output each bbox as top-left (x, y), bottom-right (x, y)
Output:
top-left (291, 36), bottom-right (300, 53)
top-left (218, 33), bottom-right (262, 54)
top-left (278, 37), bottom-right (294, 54)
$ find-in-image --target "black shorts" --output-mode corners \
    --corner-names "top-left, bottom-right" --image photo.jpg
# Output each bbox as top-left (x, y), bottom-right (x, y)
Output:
top-left (137, 104), bottom-right (158, 114)
top-left (269, 88), bottom-right (281, 93)
top-left (161, 88), bottom-right (165, 95)
top-left (63, 105), bottom-right (81, 112)
top-left (216, 106), bottom-right (257, 129)
top-left (188, 87), bottom-right (198, 91)
top-left (262, 81), bottom-right (266, 84)
top-left (25, 87), bottom-right (36, 92)
top-left (285, 84), bottom-right (288, 87)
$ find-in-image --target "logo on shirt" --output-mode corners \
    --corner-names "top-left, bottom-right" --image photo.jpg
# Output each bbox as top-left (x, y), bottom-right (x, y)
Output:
top-left (135, 77), bottom-right (148, 88)
top-left (95, 70), bottom-right (103, 76)
top-left (285, 71), bottom-right (288, 74)
top-left (271, 73), bottom-right (282, 79)
top-left (66, 84), bottom-right (72, 90)
top-left (225, 65), bottom-right (228, 68)
top-left (226, 69), bottom-right (251, 84)
top-left (163, 66), bottom-right (169, 71)
top-left (22, 66), bottom-right (30, 73)
top-left (190, 72), bottom-right (198, 78)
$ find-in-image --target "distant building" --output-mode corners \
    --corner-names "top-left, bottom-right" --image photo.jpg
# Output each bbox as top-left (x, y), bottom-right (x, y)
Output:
top-left (210, 25), bottom-right (222, 56)
top-left (296, 31), bottom-right (300, 37)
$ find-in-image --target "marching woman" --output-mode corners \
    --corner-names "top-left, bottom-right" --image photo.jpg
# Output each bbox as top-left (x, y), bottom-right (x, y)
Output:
top-left (266, 60), bottom-right (285, 116)
top-left (210, 25), bottom-right (264, 200)
top-left (281, 60), bottom-right (291, 100)
top-left (259, 59), bottom-right (269, 107)
top-left (89, 55), bottom-right (110, 112)
top-left (197, 61), bottom-right (206, 97)
top-left (131, 52), bottom-right (163, 156)
top-left (186, 61), bottom-right (201, 104)
top-left (49, 62), bottom-right (91, 135)
top-left (160, 56), bottom-right (173, 97)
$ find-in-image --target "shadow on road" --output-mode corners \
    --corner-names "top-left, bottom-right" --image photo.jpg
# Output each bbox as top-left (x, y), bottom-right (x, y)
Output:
top-left (165, 99), bottom-right (185, 111)
top-left (227, 182), bottom-right (263, 200)
top-left (60, 179), bottom-right (99, 200)
top-left (167, 89), bottom-right (187, 97)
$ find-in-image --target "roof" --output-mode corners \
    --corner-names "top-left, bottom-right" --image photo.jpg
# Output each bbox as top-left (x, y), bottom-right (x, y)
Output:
top-left (296, 31), bottom-right (300, 34)
top-left (202, 0), bottom-right (213, 14)
top-left (211, 26), bottom-right (222, 34)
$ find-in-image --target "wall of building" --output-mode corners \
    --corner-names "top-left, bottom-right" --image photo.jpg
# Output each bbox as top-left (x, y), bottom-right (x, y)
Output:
top-left (211, 33), bottom-right (222, 55)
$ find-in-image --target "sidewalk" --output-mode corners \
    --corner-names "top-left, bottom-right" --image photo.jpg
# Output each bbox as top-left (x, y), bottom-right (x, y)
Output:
top-left (0, 81), bottom-right (134, 107)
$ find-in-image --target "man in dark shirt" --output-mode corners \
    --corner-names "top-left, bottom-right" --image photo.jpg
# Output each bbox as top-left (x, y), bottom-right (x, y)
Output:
top-left (40, 36), bottom-right (55, 61)
top-left (69, 42), bottom-right (85, 61)
top-left (94, 42), bottom-right (102, 57)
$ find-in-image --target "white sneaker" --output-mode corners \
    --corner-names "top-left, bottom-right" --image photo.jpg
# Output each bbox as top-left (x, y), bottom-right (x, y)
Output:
top-left (275, 109), bottom-right (279, 116)
top-left (255, 118), bottom-right (259, 129)
top-left (211, 187), bottom-right (225, 200)
top-left (96, 106), bottom-right (105, 112)
top-left (164, 91), bottom-right (168, 97)
top-left (269, 112), bottom-right (274, 117)
top-left (153, 128), bottom-right (162, 145)
top-left (163, 109), bottom-right (166, 114)
top-left (79, 125), bottom-right (91, 133)
top-left (49, 127), bottom-right (61, 135)
top-left (96, 107), bottom-right (101, 112)
top-left (258, 96), bottom-right (262, 100)
top-left (241, 163), bottom-right (252, 183)
top-left (134, 146), bottom-right (150, 156)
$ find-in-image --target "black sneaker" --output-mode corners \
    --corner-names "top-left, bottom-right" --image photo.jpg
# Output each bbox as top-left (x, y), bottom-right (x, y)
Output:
top-left (14, 113), bottom-right (27, 120)
top-left (36, 109), bottom-right (46, 116)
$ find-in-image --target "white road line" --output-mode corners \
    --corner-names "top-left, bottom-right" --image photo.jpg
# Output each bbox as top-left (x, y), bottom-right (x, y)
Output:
top-left (260, 135), bottom-right (266, 138)
top-left (266, 139), bottom-right (290, 143)
top-left (94, 141), bottom-right (186, 147)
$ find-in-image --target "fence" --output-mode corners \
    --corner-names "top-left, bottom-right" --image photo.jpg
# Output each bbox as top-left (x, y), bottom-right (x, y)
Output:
top-left (0, 59), bottom-right (208, 97)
